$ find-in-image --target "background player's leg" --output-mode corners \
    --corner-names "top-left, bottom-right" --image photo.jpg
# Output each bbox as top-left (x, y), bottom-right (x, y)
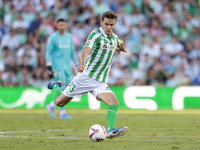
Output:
top-left (58, 72), bottom-right (73, 119)
top-left (59, 85), bottom-right (72, 119)
top-left (46, 83), bottom-right (63, 118)
top-left (96, 93), bottom-right (119, 131)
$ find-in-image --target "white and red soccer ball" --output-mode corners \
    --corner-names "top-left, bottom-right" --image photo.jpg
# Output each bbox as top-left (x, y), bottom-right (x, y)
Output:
top-left (88, 124), bottom-right (106, 142)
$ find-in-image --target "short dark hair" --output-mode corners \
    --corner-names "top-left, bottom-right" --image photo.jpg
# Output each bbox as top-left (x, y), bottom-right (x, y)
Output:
top-left (102, 11), bottom-right (117, 21)
top-left (57, 18), bottom-right (66, 23)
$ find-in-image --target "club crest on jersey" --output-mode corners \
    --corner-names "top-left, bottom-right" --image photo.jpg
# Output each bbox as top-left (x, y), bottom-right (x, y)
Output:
top-left (103, 44), bottom-right (115, 50)
top-left (103, 45), bottom-right (107, 48)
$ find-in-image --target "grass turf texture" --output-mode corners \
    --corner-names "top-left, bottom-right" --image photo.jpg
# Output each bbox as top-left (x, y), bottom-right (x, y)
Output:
top-left (0, 109), bottom-right (200, 150)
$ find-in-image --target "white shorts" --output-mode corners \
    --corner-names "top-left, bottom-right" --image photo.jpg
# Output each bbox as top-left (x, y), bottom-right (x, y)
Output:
top-left (63, 73), bottom-right (113, 100)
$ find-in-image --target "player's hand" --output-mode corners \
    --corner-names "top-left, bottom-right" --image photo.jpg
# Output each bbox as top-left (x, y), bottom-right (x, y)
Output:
top-left (47, 66), bottom-right (55, 78)
top-left (77, 64), bottom-right (85, 73)
top-left (117, 40), bottom-right (127, 54)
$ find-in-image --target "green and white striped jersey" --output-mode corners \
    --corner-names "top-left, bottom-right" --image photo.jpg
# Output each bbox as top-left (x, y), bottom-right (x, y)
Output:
top-left (83, 27), bottom-right (120, 83)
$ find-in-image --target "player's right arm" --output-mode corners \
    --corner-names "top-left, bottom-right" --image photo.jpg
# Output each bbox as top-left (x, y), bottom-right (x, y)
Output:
top-left (45, 35), bottom-right (54, 78)
top-left (78, 30), bottom-right (100, 73)
top-left (78, 46), bottom-right (91, 73)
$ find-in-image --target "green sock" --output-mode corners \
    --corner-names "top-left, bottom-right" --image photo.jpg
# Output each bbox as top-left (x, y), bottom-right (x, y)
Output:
top-left (53, 84), bottom-right (62, 99)
top-left (107, 105), bottom-right (118, 131)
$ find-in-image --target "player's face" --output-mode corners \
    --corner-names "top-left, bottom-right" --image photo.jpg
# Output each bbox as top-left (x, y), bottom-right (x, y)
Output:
top-left (57, 21), bottom-right (67, 32)
top-left (101, 18), bottom-right (116, 37)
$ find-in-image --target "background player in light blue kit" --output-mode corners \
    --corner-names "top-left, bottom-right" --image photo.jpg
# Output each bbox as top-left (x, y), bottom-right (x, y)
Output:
top-left (45, 19), bottom-right (78, 119)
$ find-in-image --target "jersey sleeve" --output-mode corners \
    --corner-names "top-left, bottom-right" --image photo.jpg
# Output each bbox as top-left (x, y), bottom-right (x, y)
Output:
top-left (115, 35), bottom-right (120, 46)
top-left (84, 30), bottom-right (99, 49)
top-left (45, 36), bottom-right (54, 66)
top-left (117, 38), bottom-right (120, 46)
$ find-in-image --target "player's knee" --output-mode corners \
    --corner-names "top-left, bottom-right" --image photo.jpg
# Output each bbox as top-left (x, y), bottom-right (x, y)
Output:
top-left (109, 98), bottom-right (119, 106)
top-left (113, 100), bottom-right (119, 106)
top-left (55, 98), bottom-right (63, 107)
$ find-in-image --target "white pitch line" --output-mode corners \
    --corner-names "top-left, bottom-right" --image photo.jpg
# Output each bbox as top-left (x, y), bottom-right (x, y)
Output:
top-left (0, 135), bottom-right (174, 142)
top-left (137, 135), bottom-right (200, 138)
top-left (0, 135), bottom-right (88, 140)
top-left (0, 129), bottom-right (199, 142)
top-left (135, 127), bottom-right (200, 130)
top-left (0, 127), bottom-right (199, 134)
top-left (0, 129), bottom-right (72, 134)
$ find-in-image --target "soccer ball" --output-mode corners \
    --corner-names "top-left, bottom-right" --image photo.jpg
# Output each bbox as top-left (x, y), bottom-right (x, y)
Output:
top-left (88, 124), bottom-right (106, 142)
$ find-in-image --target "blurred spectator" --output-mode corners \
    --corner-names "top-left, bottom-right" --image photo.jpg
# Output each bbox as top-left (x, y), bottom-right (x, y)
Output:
top-left (184, 59), bottom-right (199, 84)
top-left (130, 6), bottom-right (145, 25)
top-left (0, 46), bottom-right (9, 64)
top-left (15, 27), bottom-right (27, 45)
top-left (39, 70), bottom-right (51, 86)
top-left (5, 55), bottom-right (19, 74)
top-left (53, 0), bottom-right (69, 21)
top-left (110, 0), bottom-right (122, 12)
top-left (38, 2), bottom-right (51, 19)
top-left (1, 29), bottom-right (20, 51)
top-left (186, 27), bottom-right (200, 43)
top-left (0, 59), bottom-right (5, 79)
top-left (149, 19), bottom-right (162, 37)
top-left (93, 0), bottom-right (110, 15)
top-left (164, 36), bottom-right (184, 57)
top-left (39, 17), bottom-right (54, 38)
top-left (16, 42), bottom-right (37, 68)
top-left (160, 28), bottom-right (172, 45)
top-left (163, 57), bottom-right (177, 76)
top-left (72, 21), bottom-right (87, 47)
top-left (0, 18), bottom-right (7, 42)
top-left (84, 15), bottom-right (98, 35)
top-left (145, 67), bottom-right (160, 86)
top-left (158, 47), bottom-right (170, 63)
top-left (140, 40), bottom-right (160, 58)
top-left (4, 6), bottom-right (17, 27)
top-left (138, 54), bottom-right (153, 72)
top-left (187, 40), bottom-right (200, 60)
top-left (0, 0), bottom-right (200, 87)
top-left (12, 14), bottom-right (29, 30)
top-left (1, 69), bottom-right (17, 86)
top-left (21, 55), bottom-right (33, 72)
top-left (137, 20), bottom-right (148, 35)
top-left (28, 13), bottom-right (41, 34)
top-left (173, 50), bottom-right (188, 68)
top-left (22, 5), bottom-right (35, 26)
top-left (115, 16), bottom-right (129, 36)
top-left (177, 21), bottom-right (191, 42)
top-left (13, 0), bottom-right (27, 11)
top-left (16, 65), bottom-right (31, 86)
top-left (141, 0), bottom-right (153, 21)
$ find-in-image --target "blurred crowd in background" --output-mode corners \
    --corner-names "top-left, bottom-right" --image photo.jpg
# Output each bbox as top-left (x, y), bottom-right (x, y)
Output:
top-left (0, 0), bottom-right (200, 87)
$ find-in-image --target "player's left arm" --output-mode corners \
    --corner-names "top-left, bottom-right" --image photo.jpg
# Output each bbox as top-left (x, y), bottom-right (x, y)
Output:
top-left (116, 39), bottom-right (127, 54)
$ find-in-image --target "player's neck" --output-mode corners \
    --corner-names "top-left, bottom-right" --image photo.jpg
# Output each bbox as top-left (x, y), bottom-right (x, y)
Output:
top-left (107, 34), bottom-right (112, 38)
top-left (59, 31), bottom-right (65, 35)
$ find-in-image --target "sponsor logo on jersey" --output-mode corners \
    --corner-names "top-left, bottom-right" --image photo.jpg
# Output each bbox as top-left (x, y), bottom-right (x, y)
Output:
top-left (59, 45), bottom-right (70, 48)
top-left (86, 40), bottom-right (91, 44)
top-left (103, 45), bottom-right (107, 49)
top-left (103, 44), bottom-right (116, 50)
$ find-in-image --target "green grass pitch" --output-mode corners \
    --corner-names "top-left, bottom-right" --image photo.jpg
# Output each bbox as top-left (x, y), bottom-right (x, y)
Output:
top-left (0, 109), bottom-right (200, 150)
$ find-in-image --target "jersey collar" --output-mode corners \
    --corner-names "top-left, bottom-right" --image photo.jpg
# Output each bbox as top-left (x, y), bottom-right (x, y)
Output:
top-left (99, 26), bottom-right (113, 38)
